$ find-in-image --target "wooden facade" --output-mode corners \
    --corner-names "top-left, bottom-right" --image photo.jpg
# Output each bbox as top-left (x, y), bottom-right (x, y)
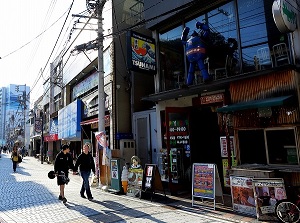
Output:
top-left (228, 70), bottom-right (299, 128)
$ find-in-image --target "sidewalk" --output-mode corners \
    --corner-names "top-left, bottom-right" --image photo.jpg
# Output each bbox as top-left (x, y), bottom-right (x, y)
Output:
top-left (0, 154), bottom-right (269, 223)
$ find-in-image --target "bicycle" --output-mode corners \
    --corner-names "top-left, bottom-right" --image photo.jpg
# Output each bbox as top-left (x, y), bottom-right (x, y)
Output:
top-left (275, 186), bottom-right (300, 223)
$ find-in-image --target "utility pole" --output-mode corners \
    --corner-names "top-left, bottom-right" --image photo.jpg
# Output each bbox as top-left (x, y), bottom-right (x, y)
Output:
top-left (96, 1), bottom-right (106, 144)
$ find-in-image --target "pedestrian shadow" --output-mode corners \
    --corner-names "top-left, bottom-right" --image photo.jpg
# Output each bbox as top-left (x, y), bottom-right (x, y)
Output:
top-left (65, 199), bottom-right (166, 223)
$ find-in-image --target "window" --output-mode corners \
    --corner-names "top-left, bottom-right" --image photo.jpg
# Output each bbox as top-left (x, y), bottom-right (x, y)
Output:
top-left (159, 26), bottom-right (185, 91)
top-left (237, 0), bottom-right (288, 72)
top-left (266, 129), bottom-right (297, 165)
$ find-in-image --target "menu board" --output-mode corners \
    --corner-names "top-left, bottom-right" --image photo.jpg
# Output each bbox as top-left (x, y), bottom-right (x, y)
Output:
top-left (230, 176), bottom-right (256, 216)
top-left (192, 163), bottom-right (223, 210)
top-left (252, 178), bottom-right (287, 221)
top-left (192, 163), bottom-right (215, 198)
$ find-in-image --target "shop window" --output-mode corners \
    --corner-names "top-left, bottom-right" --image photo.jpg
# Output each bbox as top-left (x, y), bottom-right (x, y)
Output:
top-left (266, 129), bottom-right (297, 165)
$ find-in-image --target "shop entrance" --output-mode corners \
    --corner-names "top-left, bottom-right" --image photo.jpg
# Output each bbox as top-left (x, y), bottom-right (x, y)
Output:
top-left (190, 107), bottom-right (222, 185)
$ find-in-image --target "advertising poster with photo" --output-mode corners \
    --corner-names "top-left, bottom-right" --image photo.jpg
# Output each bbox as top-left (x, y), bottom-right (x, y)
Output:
top-left (252, 178), bottom-right (286, 221)
top-left (127, 168), bottom-right (143, 198)
top-left (230, 176), bottom-right (256, 216)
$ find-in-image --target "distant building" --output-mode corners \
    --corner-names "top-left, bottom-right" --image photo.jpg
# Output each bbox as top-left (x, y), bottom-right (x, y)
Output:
top-left (0, 84), bottom-right (30, 147)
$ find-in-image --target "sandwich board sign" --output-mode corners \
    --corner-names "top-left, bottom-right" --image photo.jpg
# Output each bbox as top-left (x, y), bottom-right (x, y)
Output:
top-left (192, 163), bottom-right (223, 210)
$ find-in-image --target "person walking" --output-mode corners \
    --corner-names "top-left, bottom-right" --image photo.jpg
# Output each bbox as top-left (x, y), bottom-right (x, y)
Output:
top-left (54, 144), bottom-right (75, 203)
top-left (74, 143), bottom-right (95, 200)
top-left (11, 146), bottom-right (19, 172)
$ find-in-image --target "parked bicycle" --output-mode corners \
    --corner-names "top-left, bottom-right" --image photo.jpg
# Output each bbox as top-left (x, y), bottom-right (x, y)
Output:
top-left (275, 186), bottom-right (300, 223)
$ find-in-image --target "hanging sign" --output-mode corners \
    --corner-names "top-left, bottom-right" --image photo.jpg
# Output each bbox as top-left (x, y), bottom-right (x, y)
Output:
top-left (272, 0), bottom-right (297, 33)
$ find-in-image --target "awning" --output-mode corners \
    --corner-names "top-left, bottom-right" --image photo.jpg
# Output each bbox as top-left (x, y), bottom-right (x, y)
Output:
top-left (217, 95), bottom-right (294, 113)
top-left (80, 117), bottom-right (98, 125)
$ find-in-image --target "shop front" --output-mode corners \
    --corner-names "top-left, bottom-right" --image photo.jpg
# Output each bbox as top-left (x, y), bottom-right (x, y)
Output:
top-left (217, 70), bottom-right (300, 187)
top-left (157, 92), bottom-right (229, 195)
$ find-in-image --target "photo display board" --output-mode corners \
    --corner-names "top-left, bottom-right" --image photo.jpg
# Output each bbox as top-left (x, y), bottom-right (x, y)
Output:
top-left (252, 178), bottom-right (287, 221)
top-left (127, 168), bottom-right (143, 198)
top-left (230, 176), bottom-right (256, 216)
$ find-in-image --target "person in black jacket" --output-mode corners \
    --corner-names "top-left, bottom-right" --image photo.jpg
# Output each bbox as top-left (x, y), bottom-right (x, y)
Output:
top-left (54, 144), bottom-right (75, 203)
top-left (74, 143), bottom-right (96, 200)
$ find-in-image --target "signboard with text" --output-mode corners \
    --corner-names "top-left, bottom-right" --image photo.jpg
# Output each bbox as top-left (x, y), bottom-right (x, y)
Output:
top-left (127, 31), bottom-right (156, 74)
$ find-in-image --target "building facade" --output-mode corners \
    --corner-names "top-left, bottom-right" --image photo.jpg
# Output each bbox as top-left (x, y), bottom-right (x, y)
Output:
top-left (141, 0), bottom-right (300, 195)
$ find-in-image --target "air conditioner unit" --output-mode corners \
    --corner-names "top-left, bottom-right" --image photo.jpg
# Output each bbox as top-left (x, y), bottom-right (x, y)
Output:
top-left (119, 139), bottom-right (135, 164)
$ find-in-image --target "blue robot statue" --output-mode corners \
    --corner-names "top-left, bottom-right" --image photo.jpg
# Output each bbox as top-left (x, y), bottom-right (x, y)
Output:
top-left (181, 22), bottom-right (210, 85)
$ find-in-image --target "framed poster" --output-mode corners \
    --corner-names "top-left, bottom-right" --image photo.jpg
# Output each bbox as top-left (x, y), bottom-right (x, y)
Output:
top-left (252, 178), bottom-right (287, 221)
top-left (230, 176), bottom-right (256, 216)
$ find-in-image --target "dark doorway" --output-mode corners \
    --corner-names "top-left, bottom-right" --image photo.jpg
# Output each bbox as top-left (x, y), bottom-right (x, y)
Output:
top-left (190, 107), bottom-right (222, 174)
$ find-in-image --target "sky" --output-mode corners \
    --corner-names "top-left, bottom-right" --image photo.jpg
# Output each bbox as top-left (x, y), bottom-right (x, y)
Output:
top-left (0, 0), bottom-right (89, 105)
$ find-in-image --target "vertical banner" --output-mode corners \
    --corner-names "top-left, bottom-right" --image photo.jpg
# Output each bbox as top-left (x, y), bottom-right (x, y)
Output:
top-left (252, 178), bottom-right (287, 221)
top-left (230, 176), bottom-right (256, 216)
top-left (94, 131), bottom-right (107, 186)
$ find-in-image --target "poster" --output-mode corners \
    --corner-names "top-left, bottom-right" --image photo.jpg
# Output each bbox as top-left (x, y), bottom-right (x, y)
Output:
top-left (111, 160), bottom-right (118, 180)
top-left (222, 159), bottom-right (237, 187)
top-left (127, 168), bottom-right (143, 198)
top-left (230, 176), bottom-right (256, 216)
top-left (145, 165), bottom-right (154, 188)
top-left (252, 178), bottom-right (287, 221)
top-left (220, 136), bottom-right (236, 157)
top-left (192, 163), bottom-right (214, 199)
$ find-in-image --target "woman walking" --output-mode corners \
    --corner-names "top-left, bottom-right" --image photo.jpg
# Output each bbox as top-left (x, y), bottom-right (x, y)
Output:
top-left (74, 143), bottom-right (95, 200)
top-left (11, 146), bottom-right (19, 172)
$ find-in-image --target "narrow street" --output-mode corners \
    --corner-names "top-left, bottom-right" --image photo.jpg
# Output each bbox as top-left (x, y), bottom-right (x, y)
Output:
top-left (0, 153), bottom-right (260, 223)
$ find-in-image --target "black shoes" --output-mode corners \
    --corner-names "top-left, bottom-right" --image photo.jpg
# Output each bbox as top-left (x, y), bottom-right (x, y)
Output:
top-left (88, 197), bottom-right (93, 201)
top-left (81, 194), bottom-right (87, 199)
top-left (58, 195), bottom-right (67, 203)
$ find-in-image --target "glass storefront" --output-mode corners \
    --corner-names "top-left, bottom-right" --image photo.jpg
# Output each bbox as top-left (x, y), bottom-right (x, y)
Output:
top-left (158, 0), bottom-right (288, 91)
